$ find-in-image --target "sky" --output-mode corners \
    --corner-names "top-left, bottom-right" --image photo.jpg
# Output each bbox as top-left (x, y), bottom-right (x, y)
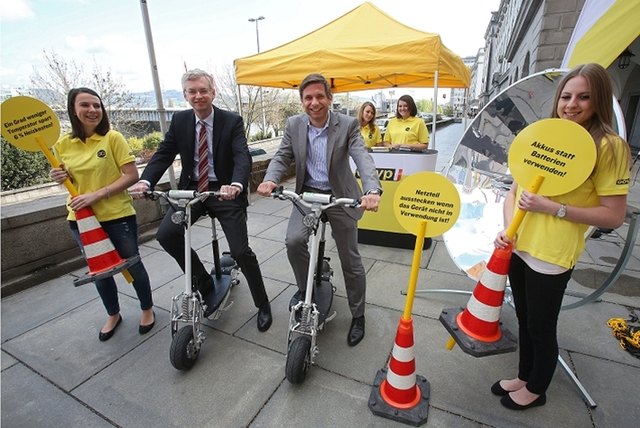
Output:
top-left (1, 0), bottom-right (502, 95)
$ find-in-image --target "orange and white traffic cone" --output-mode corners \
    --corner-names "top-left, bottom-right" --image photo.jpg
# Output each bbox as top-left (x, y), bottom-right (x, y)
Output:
top-left (439, 244), bottom-right (517, 357)
top-left (369, 317), bottom-right (430, 426)
top-left (72, 207), bottom-right (139, 286)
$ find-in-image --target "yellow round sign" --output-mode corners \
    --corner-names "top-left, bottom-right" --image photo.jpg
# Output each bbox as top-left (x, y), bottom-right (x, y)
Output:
top-left (508, 118), bottom-right (596, 196)
top-left (393, 172), bottom-right (461, 237)
top-left (1, 96), bottom-right (60, 151)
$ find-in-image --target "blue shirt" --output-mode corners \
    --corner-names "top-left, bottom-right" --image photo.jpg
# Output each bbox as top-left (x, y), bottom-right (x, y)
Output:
top-left (305, 113), bottom-right (330, 191)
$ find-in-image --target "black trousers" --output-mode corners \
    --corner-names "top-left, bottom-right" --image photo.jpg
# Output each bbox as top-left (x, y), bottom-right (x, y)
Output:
top-left (156, 183), bottom-right (267, 308)
top-left (508, 253), bottom-right (573, 394)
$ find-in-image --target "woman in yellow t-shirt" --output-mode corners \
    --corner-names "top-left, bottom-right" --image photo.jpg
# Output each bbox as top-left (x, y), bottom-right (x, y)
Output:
top-left (492, 63), bottom-right (630, 411)
top-left (50, 87), bottom-right (155, 342)
top-left (357, 101), bottom-right (382, 148)
top-left (382, 94), bottom-right (429, 151)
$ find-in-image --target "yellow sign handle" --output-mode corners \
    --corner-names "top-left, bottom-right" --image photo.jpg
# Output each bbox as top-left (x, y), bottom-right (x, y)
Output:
top-left (446, 336), bottom-right (456, 350)
top-left (402, 220), bottom-right (427, 321)
top-left (505, 175), bottom-right (545, 240)
top-left (36, 136), bottom-right (79, 197)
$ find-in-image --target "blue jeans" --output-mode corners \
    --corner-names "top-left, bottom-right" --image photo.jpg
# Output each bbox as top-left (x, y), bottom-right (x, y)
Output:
top-left (71, 216), bottom-right (153, 315)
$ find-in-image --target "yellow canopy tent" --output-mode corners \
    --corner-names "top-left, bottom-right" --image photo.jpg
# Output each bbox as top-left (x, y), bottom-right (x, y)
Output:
top-left (233, 2), bottom-right (471, 92)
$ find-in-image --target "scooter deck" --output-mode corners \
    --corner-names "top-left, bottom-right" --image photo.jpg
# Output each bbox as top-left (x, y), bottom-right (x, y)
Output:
top-left (314, 278), bottom-right (333, 325)
top-left (204, 274), bottom-right (233, 317)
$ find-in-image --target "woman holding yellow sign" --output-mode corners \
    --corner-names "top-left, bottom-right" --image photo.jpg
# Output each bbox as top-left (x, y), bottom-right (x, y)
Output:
top-left (50, 88), bottom-right (155, 342)
top-left (493, 64), bottom-right (631, 410)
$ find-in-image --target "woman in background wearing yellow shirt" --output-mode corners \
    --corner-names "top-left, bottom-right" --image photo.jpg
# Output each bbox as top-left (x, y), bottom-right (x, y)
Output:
top-left (50, 88), bottom-right (155, 342)
top-left (358, 101), bottom-right (382, 148)
top-left (383, 94), bottom-right (429, 151)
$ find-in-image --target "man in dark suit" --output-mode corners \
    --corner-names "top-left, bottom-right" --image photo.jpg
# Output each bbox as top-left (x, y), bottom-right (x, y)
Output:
top-left (130, 69), bottom-right (272, 332)
top-left (257, 73), bottom-right (381, 346)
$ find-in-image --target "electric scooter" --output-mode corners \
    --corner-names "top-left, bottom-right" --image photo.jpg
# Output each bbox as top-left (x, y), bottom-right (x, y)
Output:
top-left (144, 190), bottom-right (239, 370)
top-left (271, 188), bottom-right (359, 384)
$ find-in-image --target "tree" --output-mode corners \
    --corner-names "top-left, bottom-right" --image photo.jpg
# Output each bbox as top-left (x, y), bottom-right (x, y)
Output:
top-left (214, 65), bottom-right (301, 139)
top-left (1, 137), bottom-right (50, 191)
top-left (28, 50), bottom-right (143, 136)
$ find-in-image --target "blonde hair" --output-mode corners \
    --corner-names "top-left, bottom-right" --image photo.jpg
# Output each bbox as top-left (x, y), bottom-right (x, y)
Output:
top-left (358, 101), bottom-right (377, 133)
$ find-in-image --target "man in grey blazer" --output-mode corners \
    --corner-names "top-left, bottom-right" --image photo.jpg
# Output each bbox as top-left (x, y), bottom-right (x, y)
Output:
top-left (257, 73), bottom-right (381, 346)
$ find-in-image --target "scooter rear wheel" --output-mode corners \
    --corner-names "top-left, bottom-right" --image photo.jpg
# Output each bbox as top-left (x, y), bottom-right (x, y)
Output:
top-left (170, 326), bottom-right (199, 370)
top-left (285, 336), bottom-right (311, 384)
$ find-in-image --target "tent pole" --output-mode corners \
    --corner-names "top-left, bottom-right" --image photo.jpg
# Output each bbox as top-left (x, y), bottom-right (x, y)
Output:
top-left (431, 69), bottom-right (439, 150)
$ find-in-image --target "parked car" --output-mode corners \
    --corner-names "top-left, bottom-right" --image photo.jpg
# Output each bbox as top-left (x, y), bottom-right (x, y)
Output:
top-left (375, 118), bottom-right (389, 139)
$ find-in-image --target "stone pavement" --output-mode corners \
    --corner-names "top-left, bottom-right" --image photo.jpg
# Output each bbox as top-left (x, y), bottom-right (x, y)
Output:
top-left (2, 173), bottom-right (639, 428)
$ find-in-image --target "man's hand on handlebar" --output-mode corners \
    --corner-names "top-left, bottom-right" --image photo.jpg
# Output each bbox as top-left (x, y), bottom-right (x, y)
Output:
top-left (257, 181), bottom-right (278, 197)
top-left (359, 193), bottom-right (380, 212)
top-left (129, 181), bottom-right (150, 199)
top-left (218, 184), bottom-right (240, 200)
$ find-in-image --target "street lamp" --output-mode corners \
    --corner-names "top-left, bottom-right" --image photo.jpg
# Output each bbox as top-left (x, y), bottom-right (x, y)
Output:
top-left (248, 16), bottom-right (267, 133)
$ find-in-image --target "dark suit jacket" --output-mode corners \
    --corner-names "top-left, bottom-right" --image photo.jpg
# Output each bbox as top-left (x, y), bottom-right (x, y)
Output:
top-left (141, 105), bottom-right (251, 206)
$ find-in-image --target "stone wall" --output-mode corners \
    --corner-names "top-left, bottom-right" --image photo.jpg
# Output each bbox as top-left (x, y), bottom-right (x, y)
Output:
top-left (0, 153), bottom-right (294, 297)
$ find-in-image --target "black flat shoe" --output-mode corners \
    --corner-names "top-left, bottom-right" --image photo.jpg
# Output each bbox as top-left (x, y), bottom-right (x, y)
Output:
top-left (139, 311), bottom-right (155, 335)
top-left (500, 392), bottom-right (546, 410)
top-left (347, 316), bottom-right (365, 347)
top-left (257, 301), bottom-right (272, 332)
top-left (491, 380), bottom-right (510, 396)
top-left (99, 315), bottom-right (122, 342)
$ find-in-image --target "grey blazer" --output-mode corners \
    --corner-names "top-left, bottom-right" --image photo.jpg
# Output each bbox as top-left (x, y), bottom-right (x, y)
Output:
top-left (264, 111), bottom-right (380, 220)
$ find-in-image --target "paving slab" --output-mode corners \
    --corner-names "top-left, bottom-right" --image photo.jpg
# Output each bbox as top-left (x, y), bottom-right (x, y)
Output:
top-left (1, 350), bottom-right (17, 370)
top-left (1, 363), bottom-right (113, 427)
top-left (72, 328), bottom-right (284, 427)
top-left (2, 296), bottom-right (169, 391)
top-left (569, 350), bottom-right (640, 428)
top-left (1, 274), bottom-right (97, 342)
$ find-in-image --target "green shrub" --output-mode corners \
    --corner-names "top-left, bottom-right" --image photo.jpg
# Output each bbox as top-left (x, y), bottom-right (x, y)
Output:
top-left (127, 136), bottom-right (144, 155)
top-left (1, 137), bottom-right (51, 191)
top-left (142, 132), bottom-right (163, 150)
top-left (250, 130), bottom-right (272, 142)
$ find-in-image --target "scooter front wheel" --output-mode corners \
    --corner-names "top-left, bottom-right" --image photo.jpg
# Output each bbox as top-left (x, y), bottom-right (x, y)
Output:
top-left (170, 326), bottom-right (199, 370)
top-left (285, 336), bottom-right (312, 384)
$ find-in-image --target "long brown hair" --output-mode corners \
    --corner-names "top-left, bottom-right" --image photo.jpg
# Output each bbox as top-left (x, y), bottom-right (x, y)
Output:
top-left (551, 63), bottom-right (630, 169)
top-left (358, 101), bottom-right (377, 134)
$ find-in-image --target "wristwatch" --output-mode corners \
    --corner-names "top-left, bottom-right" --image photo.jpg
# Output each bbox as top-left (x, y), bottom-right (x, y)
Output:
top-left (366, 189), bottom-right (383, 196)
top-left (555, 203), bottom-right (567, 218)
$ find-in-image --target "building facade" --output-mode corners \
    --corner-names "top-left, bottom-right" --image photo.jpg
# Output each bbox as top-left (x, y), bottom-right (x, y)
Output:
top-left (472, 0), bottom-right (639, 150)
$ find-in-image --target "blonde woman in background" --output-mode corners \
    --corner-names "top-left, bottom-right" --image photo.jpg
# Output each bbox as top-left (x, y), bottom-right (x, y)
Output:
top-left (357, 101), bottom-right (382, 148)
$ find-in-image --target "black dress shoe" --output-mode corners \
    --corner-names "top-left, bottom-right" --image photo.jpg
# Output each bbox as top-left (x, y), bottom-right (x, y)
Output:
top-left (491, 380), bottom-right (510, 396)
top-left (139, 311), bottom-right (155, 335)
top-left (99, 314), bottom-right (122, 342)
top-left (347, 316), bottom-right (365, 346)
top-left (257, 301), bottom-right (272, 332)
top-left (500, 392), bottom-right (546, 410)
top-left (288, 289), bottom-right (304, 311)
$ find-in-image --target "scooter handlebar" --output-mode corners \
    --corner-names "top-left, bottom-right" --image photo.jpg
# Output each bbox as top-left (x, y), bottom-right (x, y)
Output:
top-left (271, 188), bottom-right (360, 209)
top-left (135, 189), bottom-right (226, 202)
